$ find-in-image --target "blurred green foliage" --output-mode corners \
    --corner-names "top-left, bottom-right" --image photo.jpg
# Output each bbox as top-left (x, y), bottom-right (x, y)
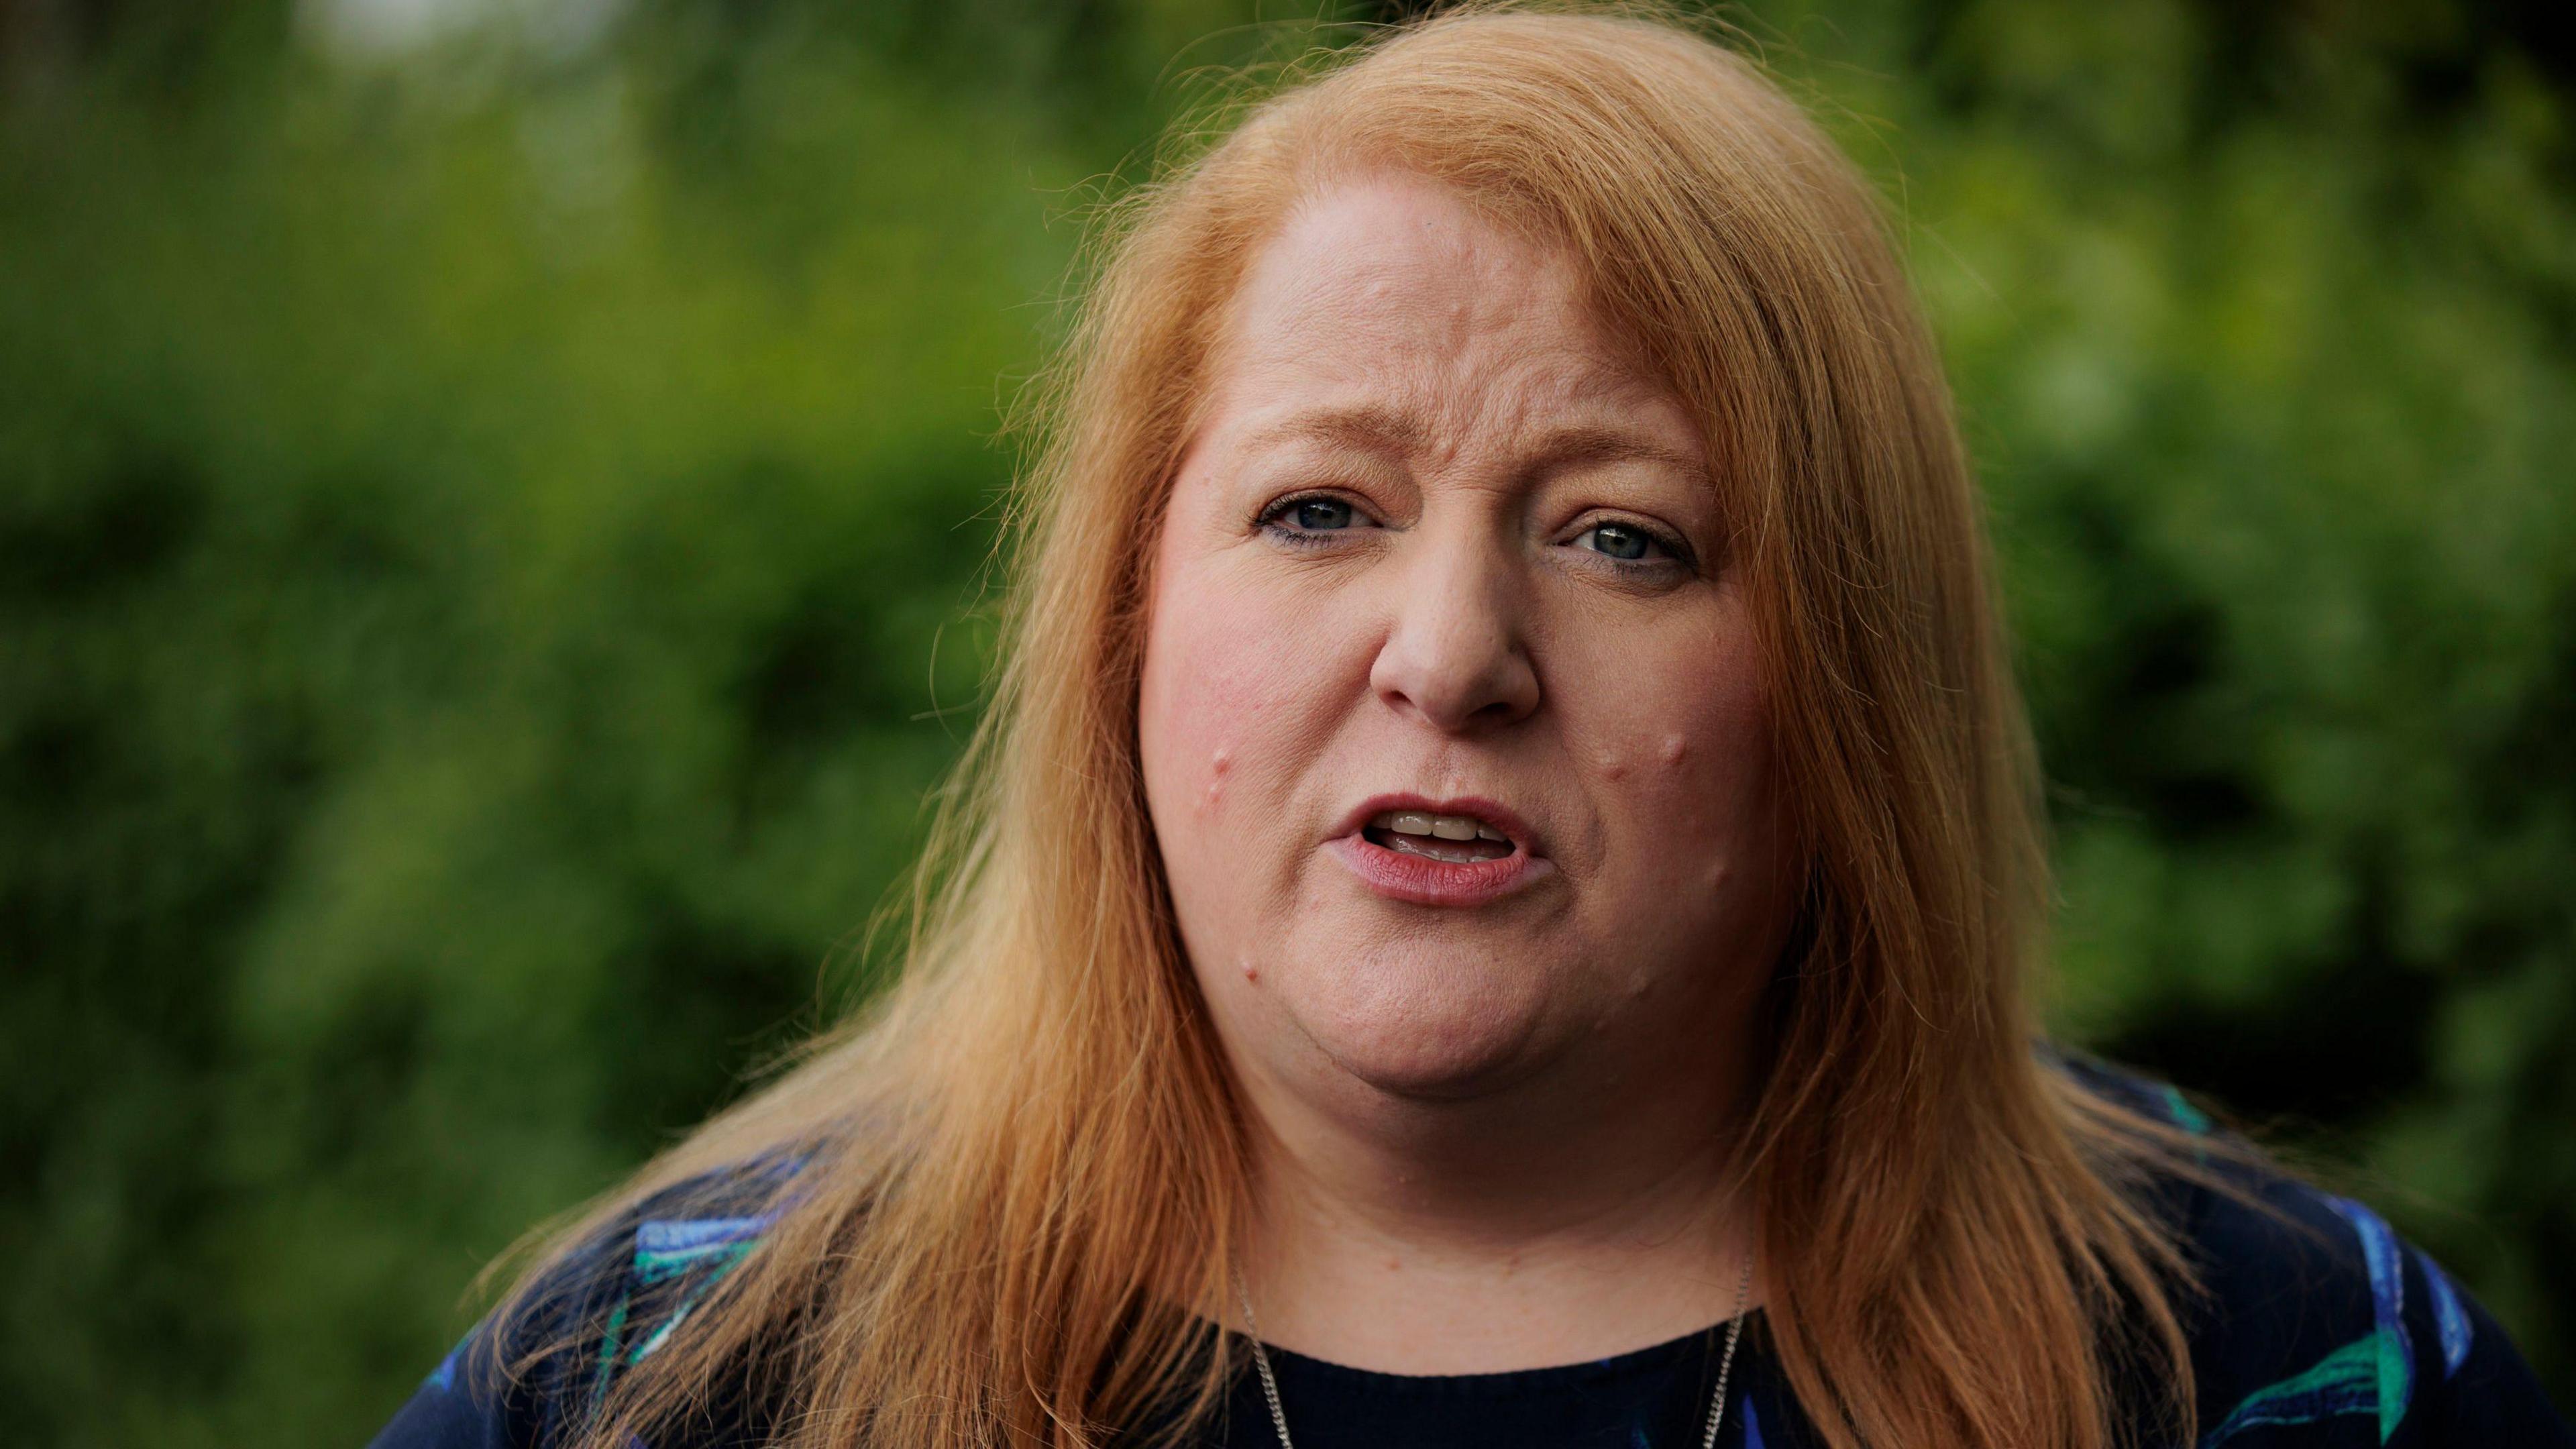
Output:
top-left (3, 0), bottom-right (2569, 1440)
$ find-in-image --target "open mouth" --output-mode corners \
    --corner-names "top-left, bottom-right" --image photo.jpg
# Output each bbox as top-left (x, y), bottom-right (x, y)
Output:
top-left (1332, 795), bottom-right (1547, 907)
top-left (1360, 809), bottom-right (1517, 863)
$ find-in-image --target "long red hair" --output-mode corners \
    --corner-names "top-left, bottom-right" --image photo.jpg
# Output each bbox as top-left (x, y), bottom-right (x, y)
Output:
top-left (494, 6), bottom-right (2202, 1446)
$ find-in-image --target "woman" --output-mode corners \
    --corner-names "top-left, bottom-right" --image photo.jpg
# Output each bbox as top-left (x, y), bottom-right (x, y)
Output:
top-left (370, 6), bottom-right (2568, 1447)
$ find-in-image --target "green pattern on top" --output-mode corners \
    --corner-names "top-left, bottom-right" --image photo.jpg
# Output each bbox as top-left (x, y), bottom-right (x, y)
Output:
top-left (2202, 1334), bottom-right (2382, 1446)
top-left (2157, 1083), bottom-right (2214, 1136)
top-left (587, 1214), bottom-right (777, 1409)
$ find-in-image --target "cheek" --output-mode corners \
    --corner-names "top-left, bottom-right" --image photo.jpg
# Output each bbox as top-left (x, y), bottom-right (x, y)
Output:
top-left (1139, 604), bottom-right (1252, 826)
top-left (1568, 619), bottom-right (1778, 891)
top-left (1136, 549), bottom-right (1346, 842)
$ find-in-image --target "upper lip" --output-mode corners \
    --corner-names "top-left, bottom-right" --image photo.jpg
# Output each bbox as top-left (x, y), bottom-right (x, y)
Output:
top-left (1331, 792), bottom-right (1543, 855)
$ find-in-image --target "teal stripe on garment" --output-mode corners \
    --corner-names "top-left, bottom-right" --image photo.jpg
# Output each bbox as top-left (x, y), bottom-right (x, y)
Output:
top-left (634, 1214), bottom-right (771, 1285)
top-left (2202, 1334), bottom-right (2383, 1446)
top-left (622, 1216), bottom-right (773, 1367)
top-left (590, 1293), bottom-right (631, 1408)
top-left (2157, 1083), bottom-right (2213, 1135)
top-left (635, 1236), bottom-right (756, 1287)
top-left (2327, 1197), bottom-right (2414, 1439)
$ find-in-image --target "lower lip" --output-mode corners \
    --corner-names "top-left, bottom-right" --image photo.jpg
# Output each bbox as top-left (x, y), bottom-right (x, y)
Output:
top-left (1328, 833), bottom-right (1552, 907)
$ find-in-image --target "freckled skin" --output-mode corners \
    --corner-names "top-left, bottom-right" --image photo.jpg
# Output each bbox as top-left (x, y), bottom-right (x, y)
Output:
top-left (1137, 174), bottom-right (1793, 1118)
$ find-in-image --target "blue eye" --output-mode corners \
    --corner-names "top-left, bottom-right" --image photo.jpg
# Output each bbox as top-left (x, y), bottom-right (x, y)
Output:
top-left (1290, 497), bottom-right (1356, 531)
top-left (1576, 521), bottom-right (1660, 561)
top-left (1260, 494), bottom-right (1369, 543)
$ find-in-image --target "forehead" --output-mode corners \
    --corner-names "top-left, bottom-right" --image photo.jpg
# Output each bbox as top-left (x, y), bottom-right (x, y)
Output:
top-left (1200, 172), bottom-right (1684, 443)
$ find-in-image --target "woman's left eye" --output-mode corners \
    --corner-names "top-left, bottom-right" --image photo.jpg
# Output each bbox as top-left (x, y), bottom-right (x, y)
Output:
top-left (1573, 521), bottom-right (1669, 563)
top-left (1287, 497), bottom-right (1357, 531)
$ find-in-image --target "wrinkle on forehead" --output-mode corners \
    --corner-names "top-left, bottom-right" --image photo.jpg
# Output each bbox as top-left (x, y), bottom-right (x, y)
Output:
top-left (1193, 171), bottom-right (1704, 480)
top-left (1225, 174), bottom-right (1609, 368)
top-left (1236, 402), bottom-right (1712, 499)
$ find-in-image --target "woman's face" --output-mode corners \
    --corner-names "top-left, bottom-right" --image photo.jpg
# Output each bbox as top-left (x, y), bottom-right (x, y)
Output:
top-left (1138, 173), bottom-right (1790, 1110)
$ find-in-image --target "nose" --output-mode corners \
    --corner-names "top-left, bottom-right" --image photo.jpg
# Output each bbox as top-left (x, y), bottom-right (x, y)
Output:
top-left (1368, 523), bottom-right (1542, 733)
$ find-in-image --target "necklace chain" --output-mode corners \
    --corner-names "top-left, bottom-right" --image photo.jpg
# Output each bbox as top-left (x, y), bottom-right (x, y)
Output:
top-left (1230, 1252), bottom-right (1757, 1449)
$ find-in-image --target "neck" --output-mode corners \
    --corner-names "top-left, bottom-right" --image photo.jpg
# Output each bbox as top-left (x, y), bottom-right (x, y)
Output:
top-left (1228, 1017), bottom-right (1764, 1374)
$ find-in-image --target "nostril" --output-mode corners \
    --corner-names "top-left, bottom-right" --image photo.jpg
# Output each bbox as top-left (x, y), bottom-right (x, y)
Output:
top-left (1369, 631), bottom-right (1541, 733)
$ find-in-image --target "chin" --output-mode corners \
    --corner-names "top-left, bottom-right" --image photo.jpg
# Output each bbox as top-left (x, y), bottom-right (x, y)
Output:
top-left (1295, 955), bottom-right (1556, 1101)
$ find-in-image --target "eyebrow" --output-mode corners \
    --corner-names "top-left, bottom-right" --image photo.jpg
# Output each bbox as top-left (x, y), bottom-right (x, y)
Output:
top-left (1241, 404), bottom-right (1429, 456)
top-left (1520, 422), bottom-right (1711, 486)
top-left (1242, 405), bottom-right (1709, 485)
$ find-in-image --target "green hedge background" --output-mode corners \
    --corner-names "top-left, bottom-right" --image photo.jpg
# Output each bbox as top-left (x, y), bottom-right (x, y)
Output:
top-left (4, 1), bottom-right (2569, 1440)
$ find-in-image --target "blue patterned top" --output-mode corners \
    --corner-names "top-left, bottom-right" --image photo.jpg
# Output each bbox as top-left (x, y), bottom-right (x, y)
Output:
top-left (368, 1065), bottom-right (2569, 1448)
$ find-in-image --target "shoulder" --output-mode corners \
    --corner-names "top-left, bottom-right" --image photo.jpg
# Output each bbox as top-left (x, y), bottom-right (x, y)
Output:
top-left (366, 1153), bottom-right (810, 1449)
top-left (2049, 1051), bottom-right (2572, 1446)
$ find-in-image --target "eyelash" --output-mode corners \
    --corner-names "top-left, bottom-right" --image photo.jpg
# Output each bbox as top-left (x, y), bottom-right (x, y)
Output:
top-left (1568, 517), bottom-right (1693, 570)
top-left (1256, 492), bottom-right (1694, 573)
top-left (1256, 492), bottom-right (1375, 549)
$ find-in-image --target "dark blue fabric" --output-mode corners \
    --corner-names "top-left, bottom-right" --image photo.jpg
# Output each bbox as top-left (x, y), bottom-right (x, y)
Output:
top-left (368, 1066), bottom-right (2571, 1448)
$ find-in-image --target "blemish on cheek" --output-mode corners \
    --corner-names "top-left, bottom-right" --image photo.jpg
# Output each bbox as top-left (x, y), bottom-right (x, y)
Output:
top-left (1199, 749), bottom-right (1233, 812)
top-left (1239, 957), bottom-right (1260, 984)
top-left (1599, 750), bottom-right (1627, 782)
top-left (1660, 734), bottom-right (1690, 767)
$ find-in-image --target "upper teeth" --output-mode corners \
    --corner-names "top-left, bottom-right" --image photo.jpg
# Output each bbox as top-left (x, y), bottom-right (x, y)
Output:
top-left (1373, 810), bottom-right (1509, 843)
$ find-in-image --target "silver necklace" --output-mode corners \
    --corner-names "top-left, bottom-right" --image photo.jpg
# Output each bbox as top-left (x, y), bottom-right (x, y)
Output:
top-left (1230, 1252), bottom-right (1757, 1449)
